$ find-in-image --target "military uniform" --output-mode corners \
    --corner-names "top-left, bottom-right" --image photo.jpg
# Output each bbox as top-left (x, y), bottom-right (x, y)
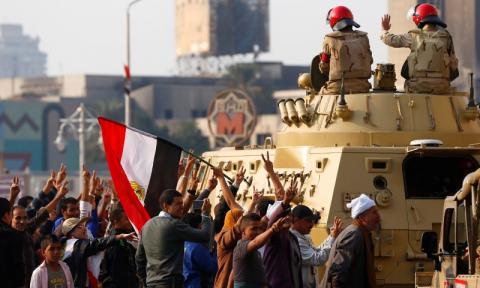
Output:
top-left (319, 31), bottom-right (373, 95)
top-left (381, 28), bottom-right (458, 94)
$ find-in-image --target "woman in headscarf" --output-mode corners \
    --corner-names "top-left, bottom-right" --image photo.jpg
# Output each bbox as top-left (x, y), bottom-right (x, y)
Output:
top-left (213, 209), bottom-right (244, 288)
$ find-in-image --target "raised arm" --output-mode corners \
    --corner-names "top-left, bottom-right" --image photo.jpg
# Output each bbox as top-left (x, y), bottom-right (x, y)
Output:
top-left (247, 189), bottom-right (262, 214)
top-left (178, 199), bottom-right (213, 242)
top-left (8, 176), bottom-right (20, 207)
top-left (298, 217), bottom-right (342, 267)
top-left (182, 176), bottom-right (200, 215)
top-left (45, 181), bottom-right (69, 213)
top-left (380, 14), bottom-right (412, 48)
top-left (212, 166), bottom-right (243, 211)
top-left (177, 154), bottom-right (196, 195)
top-left (197, 175), bottom-right (217, 200)
top-left (246, 217), bottom-right (287, 253)
top-left (261, 152), bottom-right (284, 201)
top-left (267, 180), bottom-right (297, 227)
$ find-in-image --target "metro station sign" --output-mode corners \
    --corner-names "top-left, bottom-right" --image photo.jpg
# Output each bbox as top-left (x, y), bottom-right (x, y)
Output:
top-left (207, 89), bottom-right (257, 147)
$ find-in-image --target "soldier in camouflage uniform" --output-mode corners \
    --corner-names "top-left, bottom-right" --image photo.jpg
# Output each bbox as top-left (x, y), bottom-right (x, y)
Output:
top-left (318, 6), bottom-right (373, 95)
top-left (381, 3), bottom-right (459, 94)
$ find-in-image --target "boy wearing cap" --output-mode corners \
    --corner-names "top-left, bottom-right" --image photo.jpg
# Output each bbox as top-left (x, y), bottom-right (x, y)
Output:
top-left (290, 205), bottom-right (343, 288)
top-left (320, 194), bottom-right (381, 288)
top-left (62, 217), bottom-right (136, 288)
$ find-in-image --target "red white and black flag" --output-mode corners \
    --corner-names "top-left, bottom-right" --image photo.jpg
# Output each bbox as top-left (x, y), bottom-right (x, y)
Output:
top-left (98, 117), bottom-right (181, 232)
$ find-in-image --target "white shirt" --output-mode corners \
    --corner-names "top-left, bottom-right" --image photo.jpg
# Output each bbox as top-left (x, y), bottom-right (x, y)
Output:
top-left (290, 228), bottom-right (335, 288)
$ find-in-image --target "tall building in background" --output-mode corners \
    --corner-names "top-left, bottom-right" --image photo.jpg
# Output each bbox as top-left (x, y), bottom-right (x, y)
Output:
top-left (175, 0), bottom-right (269, 75)
top-left (0, 24), bottom-right (47, 78)
top-left (388, 0), bottom-right (480, 91)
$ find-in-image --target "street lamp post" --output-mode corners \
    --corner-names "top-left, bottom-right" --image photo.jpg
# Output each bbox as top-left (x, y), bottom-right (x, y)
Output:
top-left (54, 103), bottom-right (102, 192)
top-left (125, 0), bottom-right (144, 126)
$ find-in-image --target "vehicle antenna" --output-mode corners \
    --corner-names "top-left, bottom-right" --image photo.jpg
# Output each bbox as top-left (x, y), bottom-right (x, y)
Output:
top-left (338, 72), bottom-right (347, 106)
top-left (468, 72), bottom-right (475, 108)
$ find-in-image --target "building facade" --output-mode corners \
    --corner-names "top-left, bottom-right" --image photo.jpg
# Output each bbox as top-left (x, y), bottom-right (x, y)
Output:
top-left (0, 24), bottom-right (47, 78)
top-left (175, 0), bottom-right (269, 57)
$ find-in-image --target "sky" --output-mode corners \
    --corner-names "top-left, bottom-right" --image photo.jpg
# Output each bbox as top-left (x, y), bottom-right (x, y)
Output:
top-left (0, 0), bottom-right (389, 77)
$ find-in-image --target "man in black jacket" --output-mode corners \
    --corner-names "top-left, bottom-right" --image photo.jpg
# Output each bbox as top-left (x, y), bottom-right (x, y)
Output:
top-left (136, 189), bottom-right (212, 288)
top-left (62, 217), bottom-right (136, 288)
top-left (11, 181), bottom-right (69, 285)
top-left (0, 197), bottom-right (25, 288)
top-left (99, 205), bottom-right (140, 288)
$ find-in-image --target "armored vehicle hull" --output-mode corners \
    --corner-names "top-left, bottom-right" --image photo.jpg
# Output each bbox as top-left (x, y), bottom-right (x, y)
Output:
top-left (201, 91), bottom-right (480, 286)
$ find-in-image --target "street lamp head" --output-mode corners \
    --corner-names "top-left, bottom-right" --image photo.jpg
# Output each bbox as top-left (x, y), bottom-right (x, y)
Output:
top-left (54, 133), bottom-right (67, 152)
top-left (97, 134), bottom-right (104, 150)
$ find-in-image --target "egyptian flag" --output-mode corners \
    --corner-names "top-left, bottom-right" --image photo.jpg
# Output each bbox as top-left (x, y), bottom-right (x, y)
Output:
top-left (98, 117), bottom-right (182, 232)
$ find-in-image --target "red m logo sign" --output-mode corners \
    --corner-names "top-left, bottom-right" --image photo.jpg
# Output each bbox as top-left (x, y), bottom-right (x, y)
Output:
top-left (216, 112), bottom-right (245, 135)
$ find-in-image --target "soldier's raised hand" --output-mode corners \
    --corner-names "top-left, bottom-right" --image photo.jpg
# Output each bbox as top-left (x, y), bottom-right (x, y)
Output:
top-left (382, 14), bottom-right (391, 31)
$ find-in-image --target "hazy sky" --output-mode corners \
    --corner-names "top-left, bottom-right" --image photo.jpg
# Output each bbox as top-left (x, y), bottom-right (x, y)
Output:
top-left (0, 0), bottom-right (389, 77)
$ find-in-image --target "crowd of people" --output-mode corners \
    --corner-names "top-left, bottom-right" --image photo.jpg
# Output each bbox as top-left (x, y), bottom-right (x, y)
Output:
top-left (0, 150), bottom-right (381, 288)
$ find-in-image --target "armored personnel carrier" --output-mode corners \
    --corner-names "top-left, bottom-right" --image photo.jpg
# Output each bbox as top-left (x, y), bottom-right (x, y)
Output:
top-left (199, 65), bottom-right (480, 287)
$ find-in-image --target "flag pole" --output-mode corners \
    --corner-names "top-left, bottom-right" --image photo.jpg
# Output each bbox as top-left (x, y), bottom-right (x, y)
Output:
top-left (182, 149), bottom-right (252, 186)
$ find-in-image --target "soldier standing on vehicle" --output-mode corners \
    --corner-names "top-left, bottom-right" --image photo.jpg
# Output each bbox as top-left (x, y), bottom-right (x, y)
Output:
top-left (316, 6), bottom-right (373, 95)
top-left (381, 3), bottom-right (459, 94)
top-left (320, 194), bottom-right (381, 288)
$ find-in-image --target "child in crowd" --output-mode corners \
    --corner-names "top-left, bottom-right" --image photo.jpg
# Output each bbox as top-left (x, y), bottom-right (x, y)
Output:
top-left (30, 235), bottom-right (74, 288)
top-left (232, 213), bottom-right (287, 288)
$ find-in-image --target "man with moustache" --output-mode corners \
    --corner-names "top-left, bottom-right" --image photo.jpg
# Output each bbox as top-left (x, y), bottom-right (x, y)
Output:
top-left (320, 194), bottom-right (381, 288)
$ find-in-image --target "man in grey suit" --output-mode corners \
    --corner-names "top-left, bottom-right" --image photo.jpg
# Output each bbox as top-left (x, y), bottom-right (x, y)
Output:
top-left (136, 189), bottom-right (212, 288)
top-left (320, 194), bottom-right (381, 288)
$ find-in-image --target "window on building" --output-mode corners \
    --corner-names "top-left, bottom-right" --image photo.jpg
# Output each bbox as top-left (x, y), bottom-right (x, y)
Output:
top-left (164, 109), bottom-right (173, 119)
top-left (191, 109), bottom-right (207, 118)
top-left (403, 155), bottom-right (478, 199)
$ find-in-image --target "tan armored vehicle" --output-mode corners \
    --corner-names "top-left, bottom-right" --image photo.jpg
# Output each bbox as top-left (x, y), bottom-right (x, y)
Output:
top-left (416, 168), bottom-right (480, 287)
top-left (200, 66), bottom-right (480, 287)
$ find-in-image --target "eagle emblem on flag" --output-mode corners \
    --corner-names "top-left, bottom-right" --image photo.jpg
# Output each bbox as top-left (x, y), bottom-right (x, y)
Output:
top-left (130, 181), bottom-right (145, 202)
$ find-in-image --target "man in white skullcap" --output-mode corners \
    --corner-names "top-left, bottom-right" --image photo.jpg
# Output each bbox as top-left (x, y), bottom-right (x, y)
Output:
top-left (319, 194), bottom-right (381, 288)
